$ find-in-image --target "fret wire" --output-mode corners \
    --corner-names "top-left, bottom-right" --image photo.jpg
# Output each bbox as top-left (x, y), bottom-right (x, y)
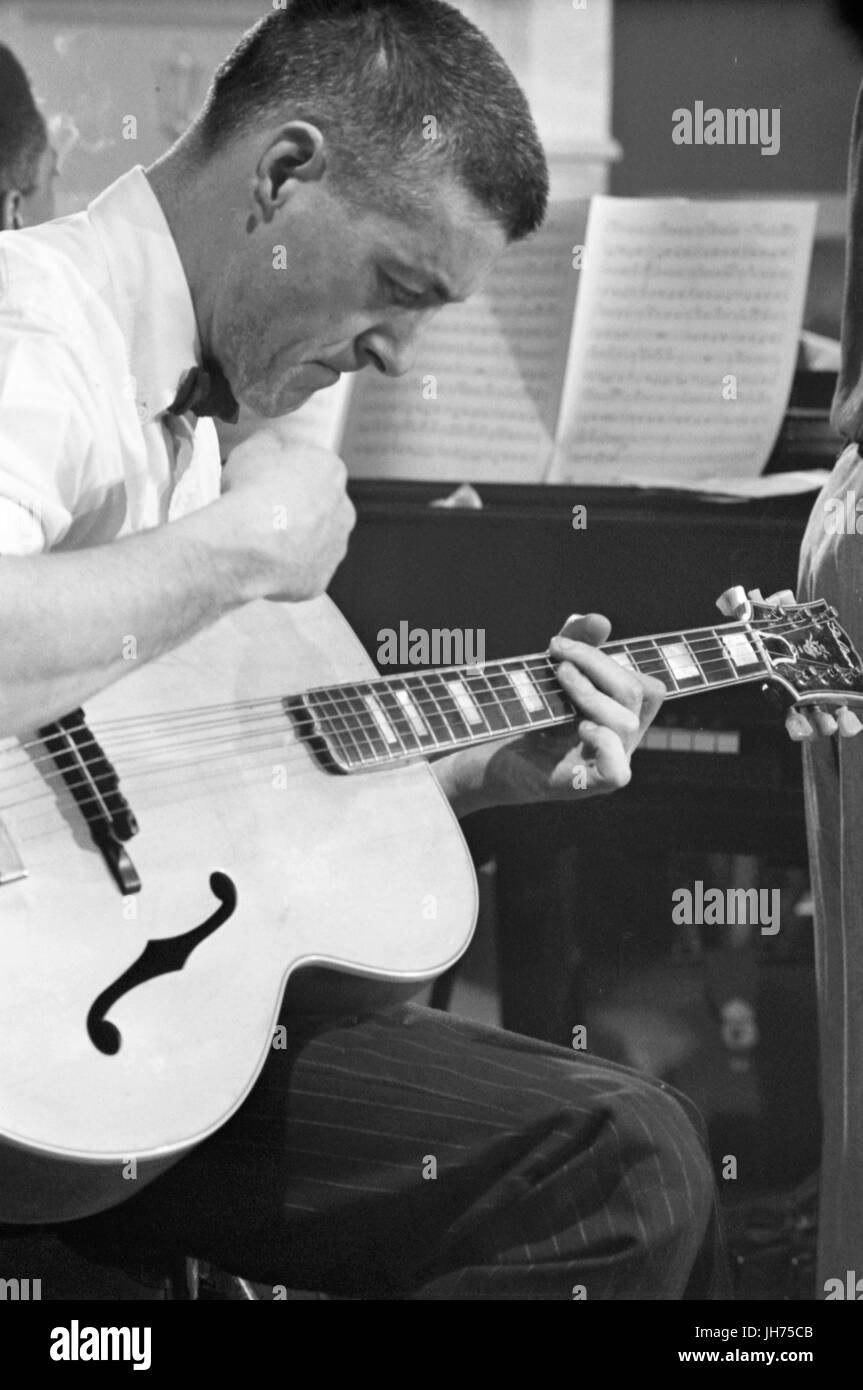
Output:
top-left (421, 676), bottom-right (458, 747)
top-left (315, 665), bottom-right (767, 764)
top-left (391, 688), bottom-right (424, 751)
top-left (653, 639), bottom-right (680, 689)
top-left (509, 662), bottom-right (556, 722)
top-left (404, 673), bottom-right (448, 751)
top-left (317, 625), bottom-right (770, 706)
top-left (308, 656), bottom-right (740, 731)
top-left (125, 626), bottom-right (774, 764)
top-left (473, 665), bottom-right (517, 732)
top-left (620, 642), bottom-right (638, 675)
top-left (415, 671), bottom-right (459, 746)
top-left (321, 687), bottom-right (376, 767)
top-left (449, 667), bottom-right (497, 738)
top-left (455, 664), bottom-right (503, 728)
top-left (692, 632), bottom-right (735, 684)
top-left (386, 676), bottom-right (437, 747)
top-left (356, 683), bottom-right (400, 760)
top-left (340, 719), bottom-right (370, 766)
top-left (345, 687), bottom-right (382, 764)
top-left (487, 665), bottom-right (532, 728)
top-left (612, 629), bottom-right (767, 661)
top-left (12, 621), bottom-right (798, 802)
top-left (521, 660), bottom-right (559, 719)
top-left (676, 636), bottom-right (709, 687)
top-left (427, 671), bottom-right (473, 743)
top-left (338, 691), bottom-right (375, 767)
top-left (436, 668), bottom-right (490, 737)
top-left (306, 642), bottom-right (769, 737)
top-left (303, 625), bottom-right (773, 740)
top-left (660, 634), bottom-right (709, 688)
top-left (398, 680), bottom-right (440, 745)
top-left (424, 671), bottom-right (470, 744)
top-left (398, 671), bottom-right (443, 722)
top-left (36, 655), bottom-right (786, 822)
top-left (524, 658), bottom-right (573, 718)
top-left (648, 640), bottom-right (680, 693)
top-left (369, 681), bottom-right (412, 758)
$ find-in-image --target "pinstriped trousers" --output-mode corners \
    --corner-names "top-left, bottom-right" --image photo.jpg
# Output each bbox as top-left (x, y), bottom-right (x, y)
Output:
top-left (71, 1003), bottom-right (726, 1300)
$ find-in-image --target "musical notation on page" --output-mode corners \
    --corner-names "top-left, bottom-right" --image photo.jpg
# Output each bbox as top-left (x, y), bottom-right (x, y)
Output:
top-left (547, 196), bottom-right (818, 485)
top-left (337, 202), bottom-right (589, 483)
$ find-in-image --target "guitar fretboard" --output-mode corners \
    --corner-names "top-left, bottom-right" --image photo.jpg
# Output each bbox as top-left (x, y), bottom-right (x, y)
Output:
top-left (289, 620), bottom-right (770, 773)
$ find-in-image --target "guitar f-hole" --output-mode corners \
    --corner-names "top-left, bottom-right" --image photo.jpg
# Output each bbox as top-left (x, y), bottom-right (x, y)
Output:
top-left (86, 872), bottom-right (237, 1055)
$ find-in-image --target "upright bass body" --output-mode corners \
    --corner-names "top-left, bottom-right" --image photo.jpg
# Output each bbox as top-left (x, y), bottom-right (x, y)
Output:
top-left (0, 597), bottom-right (477, 1222)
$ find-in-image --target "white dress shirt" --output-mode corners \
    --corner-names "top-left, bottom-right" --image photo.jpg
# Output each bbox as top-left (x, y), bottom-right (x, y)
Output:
top-left (0, 165), bottom-right (221, 556)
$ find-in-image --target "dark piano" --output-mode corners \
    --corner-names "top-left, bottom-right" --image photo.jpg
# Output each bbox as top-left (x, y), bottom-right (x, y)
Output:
top-left (328, 372), bottom-right (839, 1044)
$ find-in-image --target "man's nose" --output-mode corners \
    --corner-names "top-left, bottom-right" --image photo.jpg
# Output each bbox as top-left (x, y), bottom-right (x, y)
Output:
top-left (355, 320), bottom-right (426, 378)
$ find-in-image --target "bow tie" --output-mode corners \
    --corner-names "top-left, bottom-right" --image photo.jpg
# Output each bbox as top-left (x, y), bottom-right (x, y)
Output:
top-left (167, 359), bottom-right (239, 424)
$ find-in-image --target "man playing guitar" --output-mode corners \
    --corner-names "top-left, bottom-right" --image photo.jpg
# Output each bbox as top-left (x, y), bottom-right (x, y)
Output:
top-left (0, 1), bottom-right (725, 1299)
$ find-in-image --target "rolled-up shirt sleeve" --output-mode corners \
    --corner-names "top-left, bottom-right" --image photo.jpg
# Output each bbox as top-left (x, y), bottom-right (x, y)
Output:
top-left (0, 317), bottom-right (92, 555)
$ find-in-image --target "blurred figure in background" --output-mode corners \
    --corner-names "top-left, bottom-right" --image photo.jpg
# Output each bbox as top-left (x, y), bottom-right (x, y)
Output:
top-left (0, 43), bottom-right (57, 229)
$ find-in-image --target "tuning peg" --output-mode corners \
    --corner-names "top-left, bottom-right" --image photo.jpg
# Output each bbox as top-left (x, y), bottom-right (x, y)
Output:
top-left (716, 586), bottom-right (751, 619)
top-left (836, 707), bottom-right (863, 738)
top-left (812, 707), bottom-right (839, 736)
top-left (785, 708), bottom-right (815, 740)
top-left (764, 589), bottom-right (797, 607)
top-left (747, 588), bottom-right (765, 602)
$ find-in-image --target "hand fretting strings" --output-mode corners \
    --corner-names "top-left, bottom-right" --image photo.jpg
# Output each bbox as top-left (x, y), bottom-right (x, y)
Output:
top-left (0, 618), bottom-right (802, 818)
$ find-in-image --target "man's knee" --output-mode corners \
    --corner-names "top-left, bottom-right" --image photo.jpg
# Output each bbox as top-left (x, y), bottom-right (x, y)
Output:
top-left (599, 1071), bottom-right (715, 1244)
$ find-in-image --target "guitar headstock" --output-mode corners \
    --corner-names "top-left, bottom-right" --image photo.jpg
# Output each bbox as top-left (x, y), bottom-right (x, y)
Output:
top-left (716, 586), bottom-right (863, 736)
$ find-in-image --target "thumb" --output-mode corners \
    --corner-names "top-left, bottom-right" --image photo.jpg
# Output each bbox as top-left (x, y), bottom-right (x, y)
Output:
top-left (558, 612), bottom-right (612, 648)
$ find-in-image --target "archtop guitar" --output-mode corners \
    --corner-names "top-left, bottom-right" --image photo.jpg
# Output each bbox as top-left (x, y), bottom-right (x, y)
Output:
top-left (0, 586), bottom-right (860, 1221)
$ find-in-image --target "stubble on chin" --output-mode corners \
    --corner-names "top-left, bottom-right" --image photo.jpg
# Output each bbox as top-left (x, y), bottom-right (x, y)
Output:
top-left (238, 378), bottom-right (314, 420)
top-left (219, 324), bottom-right (314, 418)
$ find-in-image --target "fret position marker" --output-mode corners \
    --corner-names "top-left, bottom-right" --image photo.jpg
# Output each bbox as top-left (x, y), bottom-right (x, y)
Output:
top-left (507, 668), bottom-right (545, 714)
top-left (364, 693), bottom-right (398, 745)
top-left (445, 679), bottom-right (483, 725)
top-left (395, 687), bottom-right (429, 736)
top-left (659, 641), bottom-right (701, 682)
top-left (721, 632), bottom-right (760, 668)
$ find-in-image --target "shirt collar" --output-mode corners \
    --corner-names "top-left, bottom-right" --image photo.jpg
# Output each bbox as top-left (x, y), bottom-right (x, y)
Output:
top-left (87, 166), bottom-right (202, 423)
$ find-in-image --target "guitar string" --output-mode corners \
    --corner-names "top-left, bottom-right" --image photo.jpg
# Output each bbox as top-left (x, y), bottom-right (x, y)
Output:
top-left (0, 671), bottom-right (828, 821)
top-left (0, 629), bottom-right (843, 801)
top-left (1, 617), bottom-right (814, 763)
top-left (0, 665), bottom-right (759, 815)
top-left (1, 678), bottom-right (843, 825)
top-left (0, 619), bottom-right (846, 809)
top-left (2, 671), bottom-right (776, 825)
top-left (3, 616), bottom-right (812, 754)
top-left (0, 641), bottom-right (785, 787)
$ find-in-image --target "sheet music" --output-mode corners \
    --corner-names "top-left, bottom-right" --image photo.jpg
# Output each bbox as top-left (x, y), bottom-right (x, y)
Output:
top-left (547, 197), bottom-right (817, 484)
top-left (338, 202), bottom-right (589, 483)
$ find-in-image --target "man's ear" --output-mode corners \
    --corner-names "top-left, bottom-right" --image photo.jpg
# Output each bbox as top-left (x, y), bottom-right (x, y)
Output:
top-left (253, 123), bottom-right (327, 221)
top-left (0, 189), bottom-right (23, 231)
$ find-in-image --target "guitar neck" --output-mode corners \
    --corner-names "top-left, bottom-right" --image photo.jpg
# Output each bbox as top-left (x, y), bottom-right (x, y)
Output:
top-left (293, 617), bottom-right (771, 773)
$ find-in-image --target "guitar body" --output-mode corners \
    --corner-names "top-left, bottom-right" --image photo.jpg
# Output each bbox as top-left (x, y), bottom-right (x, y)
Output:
top-left (3, 583), bottom-right (860, 1224)
top-left (0, 597), bottom-right (477, 1223)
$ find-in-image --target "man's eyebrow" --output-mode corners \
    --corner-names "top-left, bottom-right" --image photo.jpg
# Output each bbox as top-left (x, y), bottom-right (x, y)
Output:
top-left (386, 258), bottom-right (459, 304)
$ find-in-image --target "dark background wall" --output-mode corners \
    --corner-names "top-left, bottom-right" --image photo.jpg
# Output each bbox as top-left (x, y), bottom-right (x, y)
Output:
top-left (611, 0), bottom-right (863, 196)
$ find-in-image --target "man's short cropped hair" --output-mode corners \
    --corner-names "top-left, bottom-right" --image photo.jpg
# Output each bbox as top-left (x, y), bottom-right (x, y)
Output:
top-left (196, 0), bottom-right (549, 242)
top-left (0, 44), bottom-right (48, 196)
